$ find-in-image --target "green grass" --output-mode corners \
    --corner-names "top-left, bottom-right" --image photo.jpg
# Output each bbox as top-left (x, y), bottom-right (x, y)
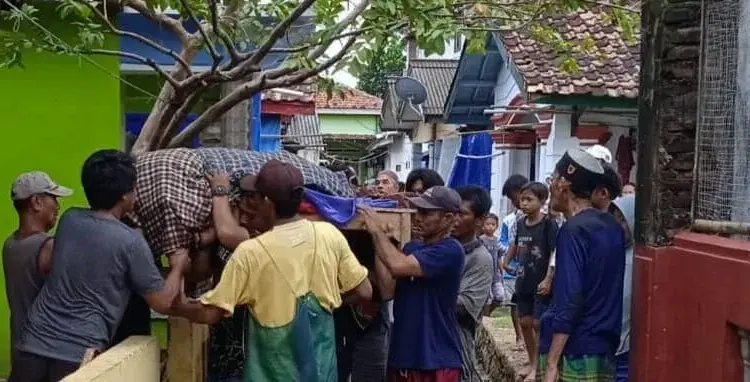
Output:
top-left (490, 306), bottom-right (515, 329)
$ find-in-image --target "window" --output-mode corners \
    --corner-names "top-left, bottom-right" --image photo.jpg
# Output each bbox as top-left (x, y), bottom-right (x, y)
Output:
top-left (453, 34), bottom-right (462, 53)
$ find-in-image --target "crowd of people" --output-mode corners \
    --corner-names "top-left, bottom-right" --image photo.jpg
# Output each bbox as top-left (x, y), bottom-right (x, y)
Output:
top-left (2, 144), bottom-right (635, 382)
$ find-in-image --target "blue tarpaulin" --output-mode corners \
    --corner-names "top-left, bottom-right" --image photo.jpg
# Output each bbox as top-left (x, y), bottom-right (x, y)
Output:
top-left (303, 188), bottom-right (399, 227)
top-left (448, 132), bottom-right (493, 190)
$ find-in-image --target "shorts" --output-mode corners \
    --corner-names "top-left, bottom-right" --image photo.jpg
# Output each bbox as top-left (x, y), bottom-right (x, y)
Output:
top-left (516, 294), bottom-right (550, 319)
top-left (537, 353), bottom-right (615, 381)
top-left (387, 368), bottom-right (460, 382)
top-left (502, 278), bottom-right (517, 305)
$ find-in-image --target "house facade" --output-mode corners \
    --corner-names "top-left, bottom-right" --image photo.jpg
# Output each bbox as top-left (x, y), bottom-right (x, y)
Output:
top-left (379, 38), bottom-right (462, 183)
top-left (314, 87), bottom-right (382, 181)
top-left (443, 14), bottom-right (639, 217)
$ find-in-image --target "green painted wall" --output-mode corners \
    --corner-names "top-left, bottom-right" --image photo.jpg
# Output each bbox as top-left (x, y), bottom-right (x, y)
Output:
top-left (0, 7), bottom-right (122, 376)
top-left (319, 113), bottom-right (379, 135)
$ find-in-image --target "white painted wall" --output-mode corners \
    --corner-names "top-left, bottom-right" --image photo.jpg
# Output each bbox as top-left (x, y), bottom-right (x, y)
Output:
top-left (490, 147), bottom-right (505, 217)
top-left (437, 136), bottom-right (461, 182)
top-left (493, 69), bottom-right (521, 106)
top-left (385, 134), bottom-right (414, 182)
top-left (416, 36), bottom-right (464, 60)
top-left (539, 113), bottom-right (577, 180)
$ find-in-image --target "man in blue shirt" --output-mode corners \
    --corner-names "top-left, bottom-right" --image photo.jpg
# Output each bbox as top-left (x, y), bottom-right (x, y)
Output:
top-left (359, 186), bottom-right (464, 382)
top-left (539, 149), bottom-right (626, 382)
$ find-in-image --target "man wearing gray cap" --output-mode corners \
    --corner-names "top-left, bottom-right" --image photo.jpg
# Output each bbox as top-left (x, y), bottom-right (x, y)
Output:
top-left (3, 172), bottom-right (72, 366)
top-left (359, 186), bottom-right (465, 382)
top-left (538, 149), bottom-right (626, 382)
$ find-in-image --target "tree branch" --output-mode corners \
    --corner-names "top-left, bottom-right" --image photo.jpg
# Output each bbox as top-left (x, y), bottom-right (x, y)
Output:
top-left (168, 75), bottom-right (267, 148)
top-left (156, 85), bottom-right (207, 148)
top-left (176, 0), bottom-right (223, 71)
top-left (245, 0), bottom-right (317, 67)
top-left (76, 0), bottom-right (192, 76)
top-left (123, 0), bottom-right (191, 45)
top-left (209, 0), bottom-right (241, 64)
top-left (307, 0), bottom-right (370, 60)
top-left (83, 49), bottom-right (181, 89)
top-left (269, 20), bottom-right (408, 54)
top-left (267, 35), bottom-right (357, 88)
top-left (131, 48), bottom-right (200, 156)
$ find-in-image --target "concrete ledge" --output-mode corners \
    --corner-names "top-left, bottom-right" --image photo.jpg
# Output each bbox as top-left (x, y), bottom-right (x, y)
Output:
top-left (476, 320), bottom-right (518, 381)
top-left (63, 336), bottom-right (160, 382)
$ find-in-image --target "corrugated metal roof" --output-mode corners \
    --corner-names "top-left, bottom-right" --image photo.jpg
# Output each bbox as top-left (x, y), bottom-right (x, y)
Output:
top-left (286, 114), bottom-right (324, 148)
top-left (407, 59), bottom-right (459, 116)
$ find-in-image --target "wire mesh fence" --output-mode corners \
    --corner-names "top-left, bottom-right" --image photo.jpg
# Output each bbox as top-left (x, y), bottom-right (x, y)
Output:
top-left (694, 0), bottom-right (750, 231)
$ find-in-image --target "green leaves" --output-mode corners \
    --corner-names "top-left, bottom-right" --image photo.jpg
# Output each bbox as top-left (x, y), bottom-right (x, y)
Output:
top-left (1, 0), bottom-right (641, 95)
top-left (357, 37), bottom-right (405, 97)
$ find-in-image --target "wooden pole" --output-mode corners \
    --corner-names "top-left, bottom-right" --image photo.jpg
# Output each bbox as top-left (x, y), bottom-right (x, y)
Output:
top-left (167, 317), bottom-right (208, 382)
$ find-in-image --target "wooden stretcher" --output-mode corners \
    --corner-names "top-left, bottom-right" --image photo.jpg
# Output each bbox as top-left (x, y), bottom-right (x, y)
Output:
top-left (166, 207), bottom-right (415, 382)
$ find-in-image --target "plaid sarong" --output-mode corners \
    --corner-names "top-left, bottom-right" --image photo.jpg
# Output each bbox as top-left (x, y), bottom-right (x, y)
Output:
top-left (128, 148), bottom-right (352, 255)
top-left (537, 353), bottom-right (615, 382)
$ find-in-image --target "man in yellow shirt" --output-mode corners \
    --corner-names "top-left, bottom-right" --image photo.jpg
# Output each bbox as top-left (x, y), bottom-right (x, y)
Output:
top-left (172, 160), bottom-right (373, 382)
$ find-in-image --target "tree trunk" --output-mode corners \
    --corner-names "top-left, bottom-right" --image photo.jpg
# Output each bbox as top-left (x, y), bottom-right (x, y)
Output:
top-left (131, 48), bottom-right (199, 156)
top-left (220, 80), bottom-right (251, 150)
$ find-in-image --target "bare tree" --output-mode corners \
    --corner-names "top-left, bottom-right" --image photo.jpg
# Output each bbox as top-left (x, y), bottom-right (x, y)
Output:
top-left (1, 0), bottom-right (639, 155)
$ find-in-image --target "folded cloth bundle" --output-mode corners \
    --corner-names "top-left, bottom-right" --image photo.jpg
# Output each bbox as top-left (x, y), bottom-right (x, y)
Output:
top-left (127, 148), bottom-right (353, 255)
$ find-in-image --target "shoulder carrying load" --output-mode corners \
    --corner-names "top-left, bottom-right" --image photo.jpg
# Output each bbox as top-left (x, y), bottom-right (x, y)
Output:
top-left (127, 148), bottom-right (353, 255)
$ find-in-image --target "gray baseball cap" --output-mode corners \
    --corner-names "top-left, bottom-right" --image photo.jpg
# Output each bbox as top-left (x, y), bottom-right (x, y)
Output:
top-left (407, 186), bottom-right (461, 212)
top-left (11, 171), bottom-right (73, 201)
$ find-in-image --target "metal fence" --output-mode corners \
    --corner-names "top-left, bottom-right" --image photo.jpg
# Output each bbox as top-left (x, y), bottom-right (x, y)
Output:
top-left (693, 0), bottom-right (750, 233)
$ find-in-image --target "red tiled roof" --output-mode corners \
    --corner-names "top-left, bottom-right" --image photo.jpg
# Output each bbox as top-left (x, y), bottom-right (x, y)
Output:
top-left (315, 86), bottom-right (383, 110)
top-left (500, 9), bottom-right (640, 99)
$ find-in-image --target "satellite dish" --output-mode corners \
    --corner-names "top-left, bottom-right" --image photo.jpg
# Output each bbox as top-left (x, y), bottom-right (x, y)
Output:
top-left (394, 77), bottom-right (427, 123)
top-left (394, 77), bottom-right (427, 105)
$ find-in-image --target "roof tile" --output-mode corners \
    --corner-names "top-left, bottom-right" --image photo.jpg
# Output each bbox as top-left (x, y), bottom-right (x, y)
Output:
top-left (500, 9), bottom-right (640, 99)
top-left (314, 86), bottom-right (382, 110)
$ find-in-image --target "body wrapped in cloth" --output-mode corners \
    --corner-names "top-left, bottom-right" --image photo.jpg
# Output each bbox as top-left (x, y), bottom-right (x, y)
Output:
top-left (126, 148), bottom-right (353, 255)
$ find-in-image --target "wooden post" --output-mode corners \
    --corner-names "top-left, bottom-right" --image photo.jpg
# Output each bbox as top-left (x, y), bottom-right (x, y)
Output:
top-left (167, 317), bottom-right (208, 382)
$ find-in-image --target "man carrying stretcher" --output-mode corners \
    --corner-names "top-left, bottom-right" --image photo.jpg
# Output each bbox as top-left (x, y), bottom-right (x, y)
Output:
top-left (171, 159), bottom-right (373, 381)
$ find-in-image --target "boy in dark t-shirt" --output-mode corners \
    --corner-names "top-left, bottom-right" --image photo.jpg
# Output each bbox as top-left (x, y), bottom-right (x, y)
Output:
top-left (502, 181), bottom-right (557, 381)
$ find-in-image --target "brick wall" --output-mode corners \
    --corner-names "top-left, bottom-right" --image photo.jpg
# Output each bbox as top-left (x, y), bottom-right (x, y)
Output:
top-left (636, 0), bottom-right (702, 246)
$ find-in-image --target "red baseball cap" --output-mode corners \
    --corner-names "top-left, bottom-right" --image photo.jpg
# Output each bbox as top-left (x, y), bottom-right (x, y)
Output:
top-left (239, 159), bottom-right (304, 201)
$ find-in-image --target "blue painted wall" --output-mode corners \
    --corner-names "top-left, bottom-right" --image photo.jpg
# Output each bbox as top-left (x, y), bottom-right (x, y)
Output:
top-left (116, 13), bottom-right (313, 69)
top-left (125, 113), bottom-right (200, 148)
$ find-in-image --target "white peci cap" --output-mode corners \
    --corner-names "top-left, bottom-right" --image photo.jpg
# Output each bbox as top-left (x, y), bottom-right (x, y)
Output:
top-left (585, 144), bottom-right (613, 164)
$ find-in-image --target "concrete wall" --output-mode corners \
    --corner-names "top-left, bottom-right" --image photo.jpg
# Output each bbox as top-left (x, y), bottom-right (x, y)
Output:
top-left (63, 336), bottom-right (160, 382)
top-left (0, 7), bottom-right (122, 376)
top-left (319, 113), bottom-right (378, 135)
top-left (385, 134), bottom-right (413, 182)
